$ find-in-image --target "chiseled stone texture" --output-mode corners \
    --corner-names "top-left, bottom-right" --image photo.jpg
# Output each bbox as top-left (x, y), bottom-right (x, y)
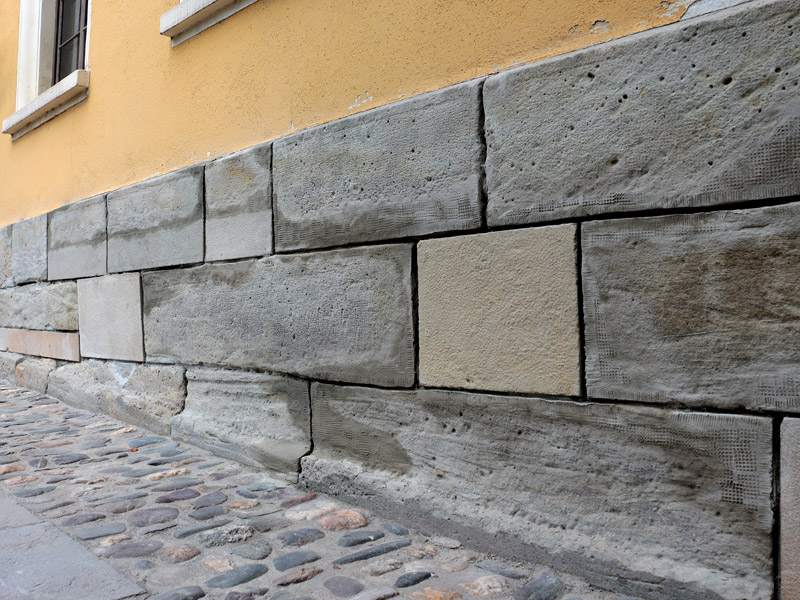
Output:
top-left (15, 357), bottom-right (57, 393)
top-left (47, 360), bottom-right (185, 435)
top-left (783, 419), bottom-right (800, 600)
top-left (171, 367), bottom-right (310, 476)
top-left (303, 384), bottom-right (773, 600)
top-left (3, 328), bottom-right (80, 361)
top-left (143, 244), bottom-right (414, 387)
top-left (583, 203), bottom-right (800, 411)
top-left (0, 281), bottom-right (78, 331)
top-left (484, 0), bottom-right (800, 225)
top-left (48, 195), bottom-right (107, 280)
top-left (107, 167), bottom-right (203, 272)
top-left (0, 226), bottom-right (12, 288)
top-left (273, 80), bottom-right (483, 251)
top-left (205, 143), bottom-right (272, 261)
top-left (78, 274), bottom-right (144, 362)
top-left (419, 225), bottom-right (580, 396)
top-left (12, 214), bottom-right (47, 284)
top-left (0, 351), bottom-right (23, 381)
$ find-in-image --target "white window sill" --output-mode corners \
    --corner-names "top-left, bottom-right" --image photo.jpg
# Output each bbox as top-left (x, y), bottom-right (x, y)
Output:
top-left (2, 69), bottom-right (89, 140)
top-left (160, 0), bottom-right (259, 47)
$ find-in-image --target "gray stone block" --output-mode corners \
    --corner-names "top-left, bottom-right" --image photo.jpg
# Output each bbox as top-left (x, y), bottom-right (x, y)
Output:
top-left (0, 351), bottom-right (23, 381)
top-left (171, 367), bottom-right (309, 478)
top-left (484, 0), bottom-right (800, 225)
top-left (78, 274), bottom-right (144, 362)
top-left (143, 244), bottom-right (414, 386)
top-left (0, 226), bottom-right (11, 288)
top-left (273, 80), bottom-right (483, 251)
top-left (15, 357), bottom-right (57, 393)
top-left (303, 384), bottom-right (773, 600)
top-left (205, 143), bottom-right (272, 261)
top-left (47, 360), bottom-right (185, 435)
top-left (583, 202), bottom-right (800, 411)
top-left (0, 281), bottom-right (78, 331)
top-left (12, 214), bottom-right (47, 283)
top-left (107, 167), bottom-right (203, 272)
top-left (48, 195), bottom-right (106, 280)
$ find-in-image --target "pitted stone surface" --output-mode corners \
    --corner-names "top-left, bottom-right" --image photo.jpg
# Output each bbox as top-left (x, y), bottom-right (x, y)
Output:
top-left (48, 194), bottom-right (106, 280)
top-left (273, 79), bottom-right (483, 251)
top-left (419, 225), bottom-right (580, 396)
top-left (12, 214), bottom-right (47, 284)
top-left (107, 167), bottom-right (204, 272)
top-left (172, 368), bottom-right (310, 474)
top-left (206, 143), bottom-right (273, 261)
top-left (47, 360), bottom-right (185, 435)
top-left (305, 383), bottom-right (773, 599)
top-left (143, 245), bottom-right (414, 386)
top-left (484, 0), bottom-right (800, 225)
top-left (15, 357), bottom-right (57, 393)
top-left (0, 226), bottom-right (11, 288)
top-left (583, 203), bottom-right (800, 411)
top-left (78, 274), bottom-right (144, 362)
top-left (0, 281), bottom-right (78, 331)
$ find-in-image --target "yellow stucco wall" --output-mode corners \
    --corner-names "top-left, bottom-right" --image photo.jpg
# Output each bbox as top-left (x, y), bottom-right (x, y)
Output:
top-left (0, 0), bottom-right (694, 226)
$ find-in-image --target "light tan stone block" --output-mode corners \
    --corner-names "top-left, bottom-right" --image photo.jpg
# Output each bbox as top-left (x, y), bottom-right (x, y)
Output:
top-left (78, 274), bottom-right (144, 362)
top-left (15, 357), bottom-right (57, 393)
top-left (419, 225), bottom-right (580, 396)
top-left (3, 328), bottom-right (80, 361)
top-left (783, 418), bottom-right (800, 599)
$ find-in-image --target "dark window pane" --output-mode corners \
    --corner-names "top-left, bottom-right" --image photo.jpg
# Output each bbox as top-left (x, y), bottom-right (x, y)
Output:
top-left (60, 0), bottom-right (81, 41)
top-left (58, 37), bottom-right (79, 81)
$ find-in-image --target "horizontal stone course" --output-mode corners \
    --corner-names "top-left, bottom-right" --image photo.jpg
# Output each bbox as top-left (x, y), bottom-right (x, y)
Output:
top-left (484, 0), bottom-right (800, 225)
top-left (143, 244), bottom-right (414, 387)
top-left (0, 281), bottom-right (78, 331)
top-left (171, 367), bottom-right (310, 477)
top-left (107, 167), bottom-right (203, 273)
top-left (583, 202), bottom-right (800, 411)
top-left (48, 195), bottom-right (106, 281)
top-left (12, 214), bottom-right (47, 284)
top-left (2, 328), bottom-right (80, 361)
top-left (205, 143), bottom-right (272, 261)
top-left (273, 79), bottom-right (483, 251)
top-left (303, 383), bottom-right (773, 600)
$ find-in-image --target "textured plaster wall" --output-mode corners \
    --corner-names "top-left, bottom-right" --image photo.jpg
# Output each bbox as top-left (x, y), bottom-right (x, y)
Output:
top-left (0, 0), bottom-right (697, 226)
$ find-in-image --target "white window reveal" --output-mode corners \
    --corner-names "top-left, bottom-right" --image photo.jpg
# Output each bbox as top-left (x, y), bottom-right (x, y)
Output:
top-left (160, 0), bottom-right (260, 47)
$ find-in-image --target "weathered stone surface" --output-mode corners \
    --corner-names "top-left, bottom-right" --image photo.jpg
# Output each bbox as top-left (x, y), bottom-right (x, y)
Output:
top-left (514, 573), bottom-right (561, 600)
top-left (150, 587), bottom-right (206, 600)
top-left (232, 539), bottom-right (273, 560)
top-left (144, 245), bottom-right (414, 386)
top-left (419, 225), bottom-right (580, 396)
top-left (0, 226), bottom-right (11, 288)
top-left (395, 572), bottom-right (432, 588)
top-left (171, 368), bottom-right (310, 475)
top-left (273, 549), bottom-right (320, 572)
top-left (75, 522), bottom-right (127, 540)
top-left (484, 0), bottom-right (800, 225)
top-left (12, 214), bottom-right (47, 284)
top-left (273, 80), bottom-right (483, 251)
top-left (0, 281), bottom-right (78, 331)
top-left (0, 351), bottom-right (23, 381)
top-left (199, 524), bottom-right (255, 547)
top-left (682, 0), bottom-right (754, 20)
top-left (318, 509), bottom-right (368, 531)
top-left (304, 383), bottom-right (773, 600)
top-left (159, 545), bottom-right (201, 563)
top-left (783, 418), bottom-right (800, 600)
top-left (338, 530), bottom-right (385, 547)
top-left (48, 195), bottom-right (106, 280)
top-left (278, 528), bottom-right (325, 547)
top-left (78, 274), bottom-right (144, 362)
top-left (105, 540), bottom-right (164, 558)
top-left (47, 360), bottom-right (185, 435)
top-left (107, 167), bottom-right (203, 272)
top-left (128, 507), bottom-right (180, 527)
top-left (583, 203), bottom-right (800, 411)
top-left (15, 357), bottom-right (57, 392)
top-left (4, 329), bottom-right (80, 362)
top-left (333, 540), bottom-right (412, 566)
top-left (206, 143), bottom-right (273, 261)
top-left (205, 564), bottom-right (268, 589)
top-left (325, 576), bottom-right (365, 597)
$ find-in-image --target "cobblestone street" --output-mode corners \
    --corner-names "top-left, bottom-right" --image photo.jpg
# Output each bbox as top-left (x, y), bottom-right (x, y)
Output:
top-left (0, 381), bottom-right (631, 600)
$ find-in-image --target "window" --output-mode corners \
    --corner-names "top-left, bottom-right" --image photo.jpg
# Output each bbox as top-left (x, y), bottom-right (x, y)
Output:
top-left (2, 0), bottom-right (91, 139)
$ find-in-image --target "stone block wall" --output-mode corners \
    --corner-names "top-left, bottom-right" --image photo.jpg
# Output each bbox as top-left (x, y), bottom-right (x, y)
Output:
top-left (0, 1), bottom-right (798, 598)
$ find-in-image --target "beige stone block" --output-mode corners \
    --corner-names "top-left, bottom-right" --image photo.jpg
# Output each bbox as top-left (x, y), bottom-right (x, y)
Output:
top-left (419, 225), bottom-right (580, 396)
top-left (2, 328), bottom-right (80, 361)
top-left (15, 357), bottom-right (57, 393)
top-left (783, 418), bottom-right (800, 599)
top-left (78, 274), bottom-right (143, 362)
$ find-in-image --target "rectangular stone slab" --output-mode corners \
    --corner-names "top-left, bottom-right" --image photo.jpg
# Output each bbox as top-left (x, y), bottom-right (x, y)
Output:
top-left (78, 274), bottom-right (144, 362)
top-left (583, 202), bottom-right (800, 411)
top-left (0, 226), bottom-right (11, 288)
top-left (273, 79), bottom-right (483, 251)
top-left (47, 360), bottom-right (185, 435)
top-left (171, 367), bottom-right (309, 477)
top-left (0, 282), bottom-right (78, 331)
top-left (484, 0), bottom-right (800, 225)
top-left (12, 214), bottom-right (47, 284)
top-left (107, 167), bottom-right (203, 272)
top-left (2, 328), bottom-right (80, 361)
top-left (142, 244), bottom-right (414, 387)
top-left (48, 195), bottom-right (106, 281)
top-left (303, 383), bottom-right (773, 600)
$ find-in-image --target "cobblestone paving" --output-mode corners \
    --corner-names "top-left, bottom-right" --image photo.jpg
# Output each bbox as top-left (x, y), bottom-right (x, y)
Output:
top-left (0, 382), bottom-right (634, 600)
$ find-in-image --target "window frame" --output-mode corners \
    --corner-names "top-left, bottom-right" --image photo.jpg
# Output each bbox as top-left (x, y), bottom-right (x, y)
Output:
top-left (53, 0), bottom-right (90, 87)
